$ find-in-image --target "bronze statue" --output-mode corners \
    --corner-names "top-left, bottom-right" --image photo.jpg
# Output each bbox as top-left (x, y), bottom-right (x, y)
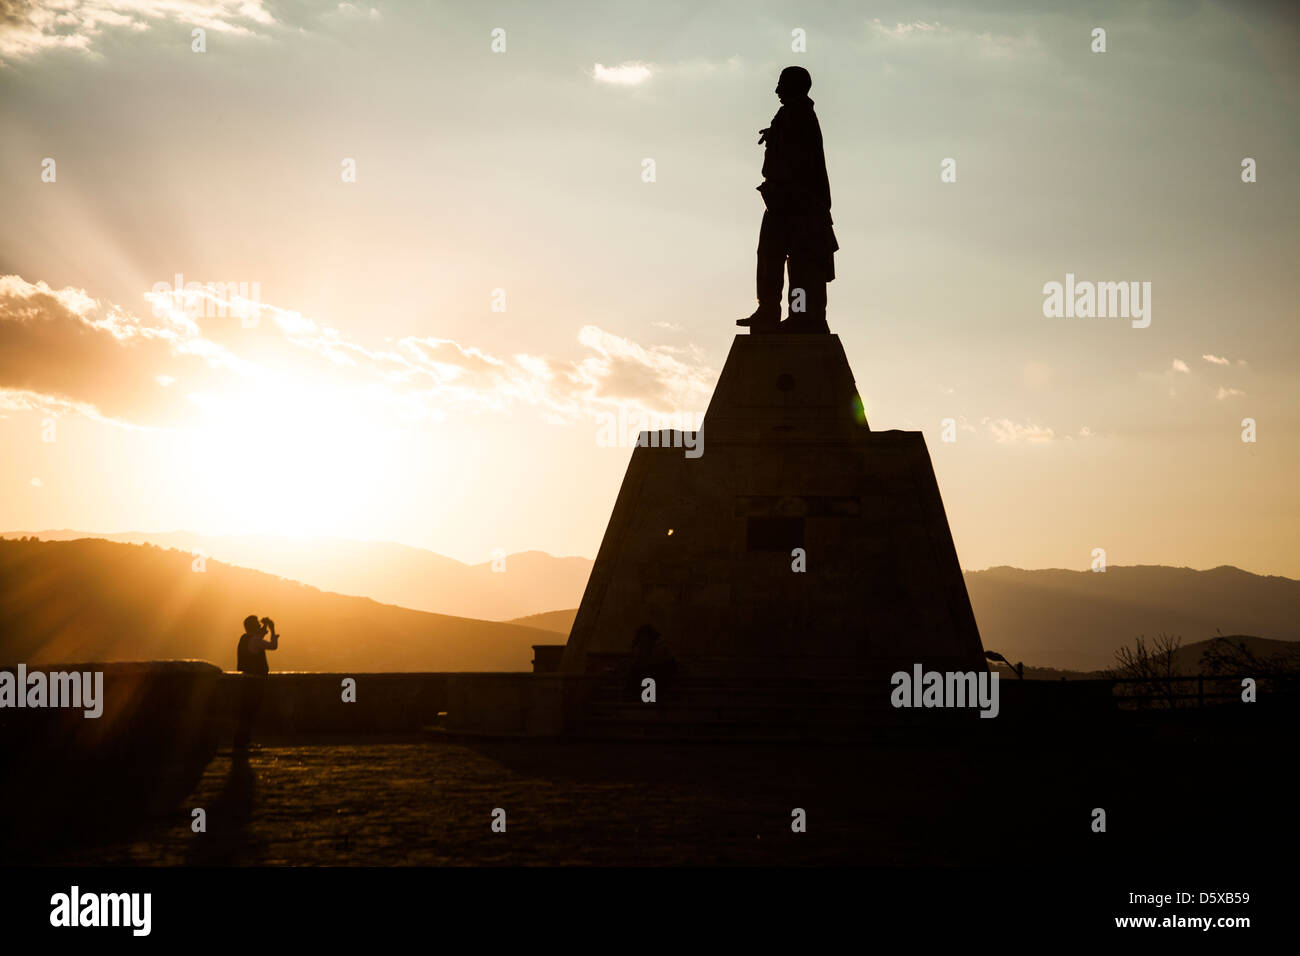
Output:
top-left (737, 66), bottom-right (838, 334)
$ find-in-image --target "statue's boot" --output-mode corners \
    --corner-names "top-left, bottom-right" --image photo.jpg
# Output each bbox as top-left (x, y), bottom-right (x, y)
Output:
top-left (737, 305), bottom-right (781, 332)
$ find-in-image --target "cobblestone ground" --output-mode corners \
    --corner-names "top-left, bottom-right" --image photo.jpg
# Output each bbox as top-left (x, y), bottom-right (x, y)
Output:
top-left (37, 721), bottom-right (1287, 866)
top-left (45, 735), bottom-right (1007, 866)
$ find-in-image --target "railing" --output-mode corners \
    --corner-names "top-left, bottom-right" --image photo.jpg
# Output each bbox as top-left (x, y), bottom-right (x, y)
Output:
top-left (1106, 674), bottom-right (1296, 709)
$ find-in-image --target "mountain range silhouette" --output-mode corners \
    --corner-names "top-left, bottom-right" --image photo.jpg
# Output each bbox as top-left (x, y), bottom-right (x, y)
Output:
top-left (2, 533), bottom-right (1297, 671)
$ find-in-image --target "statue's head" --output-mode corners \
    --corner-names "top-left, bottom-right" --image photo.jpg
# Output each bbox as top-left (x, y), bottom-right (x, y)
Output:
top-left (776, 66), bottom-right (812, 103)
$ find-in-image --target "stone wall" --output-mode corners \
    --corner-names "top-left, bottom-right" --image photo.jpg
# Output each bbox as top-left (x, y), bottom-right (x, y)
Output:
top-left (217, 671), bottom-right (452, 735)
top-left (0, 660), bottom-right (225, 854)
top-left (0, 661), bottom-right (457, 745)
top-left (0, 660), bottom-right (224, 760)
top-left (443, 673), bottom-right (600, 736)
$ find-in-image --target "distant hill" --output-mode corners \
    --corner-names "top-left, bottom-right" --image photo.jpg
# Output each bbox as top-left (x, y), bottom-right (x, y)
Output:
top-left (1170, 635), bottom-right (1299, 675)
top-left (507, 569), bottom-right (1300, 672)
top-left (507, 609), bottom-right (579, 635)
top-left (6, 533), bottom-right (1298, 672)
top-left (0, 538), bottom-right (555, 671)
top-left (988, 636), bottom-right (1300, 680)
top-left (965, 565), bottom-right (1300, 671)
top-left (4, 530), bottom-right (594, 622)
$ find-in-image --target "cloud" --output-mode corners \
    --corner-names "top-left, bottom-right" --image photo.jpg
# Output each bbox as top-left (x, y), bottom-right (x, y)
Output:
top-left (0, 274), bottom-right (715, 432)
top-left (588, 56), bottom-right (740, 89)
top-left (0, 0), bottom-right (276, 60)
top-left (869, 19), bottom-right (942, 39)
top-left (983, 418), bottom-right (1055, 443)
top-left (1216, 386), bottom-right (1246, 400)
top-left (569, 325), bottom-right (713, 411)
top-left (975, 30), bottom-right (1039, 58)
top-left (591, 61), bottom-right (652, 86)
top-left (0, 275), bottom-right (237, 426)
top-left (867, 18), bottom-right (1037, 58)
top-left (1172, 358), bottom-right (1189, 373)
top-left (1202, 353), bottom-right (1231, 365)
top-left (334, 3), bottom-right (380, 20)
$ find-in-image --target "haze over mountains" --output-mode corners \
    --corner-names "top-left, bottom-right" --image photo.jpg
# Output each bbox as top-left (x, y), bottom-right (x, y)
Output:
top-left (963, 565), bottom-right (1300, 670)
top-left (0, 538), bottom-right (555, 672)
top-left (4, 530), bottom-right (592, 622)
top-left (3, 531), bottom-right (1298, 671)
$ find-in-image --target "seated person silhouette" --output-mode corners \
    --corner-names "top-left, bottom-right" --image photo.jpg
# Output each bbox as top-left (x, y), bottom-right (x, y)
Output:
top-left (738, 66), bottom-right (838, 335)
top-left (234, 614), bottom-right (279, 749)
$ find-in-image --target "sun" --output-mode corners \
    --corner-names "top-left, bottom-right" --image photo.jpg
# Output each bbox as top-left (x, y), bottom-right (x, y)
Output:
top-left (179, 379), bottom-right (401, 537)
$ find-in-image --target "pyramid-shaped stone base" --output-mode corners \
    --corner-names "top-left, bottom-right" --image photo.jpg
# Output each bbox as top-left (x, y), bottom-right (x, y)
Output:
top-left (560, 334), bottom-right (986, 682)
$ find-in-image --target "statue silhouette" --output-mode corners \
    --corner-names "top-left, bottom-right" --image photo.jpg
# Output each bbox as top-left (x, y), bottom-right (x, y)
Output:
top-left (737, 66), bottom-right (838, 334)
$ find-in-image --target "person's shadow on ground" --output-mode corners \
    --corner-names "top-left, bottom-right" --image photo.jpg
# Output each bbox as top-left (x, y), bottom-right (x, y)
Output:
top-left (184, 749), bottom-right (262, 865)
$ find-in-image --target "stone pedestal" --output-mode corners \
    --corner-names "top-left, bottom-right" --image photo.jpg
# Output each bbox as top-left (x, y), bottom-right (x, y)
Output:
top-left (561, 334), bottom-right (986, 683)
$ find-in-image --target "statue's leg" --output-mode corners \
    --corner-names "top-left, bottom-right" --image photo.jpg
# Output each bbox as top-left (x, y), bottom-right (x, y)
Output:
top-left (740, 211), bottom-right (785, 329)
top-left (807, 271), bottom-right (828, 332)
top-left (785, 254), bottom-right (828, 333)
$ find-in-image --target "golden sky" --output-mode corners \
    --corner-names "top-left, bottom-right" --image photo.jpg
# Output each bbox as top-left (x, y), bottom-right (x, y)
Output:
top-left (1, 1), bottom-right (1297, 575)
